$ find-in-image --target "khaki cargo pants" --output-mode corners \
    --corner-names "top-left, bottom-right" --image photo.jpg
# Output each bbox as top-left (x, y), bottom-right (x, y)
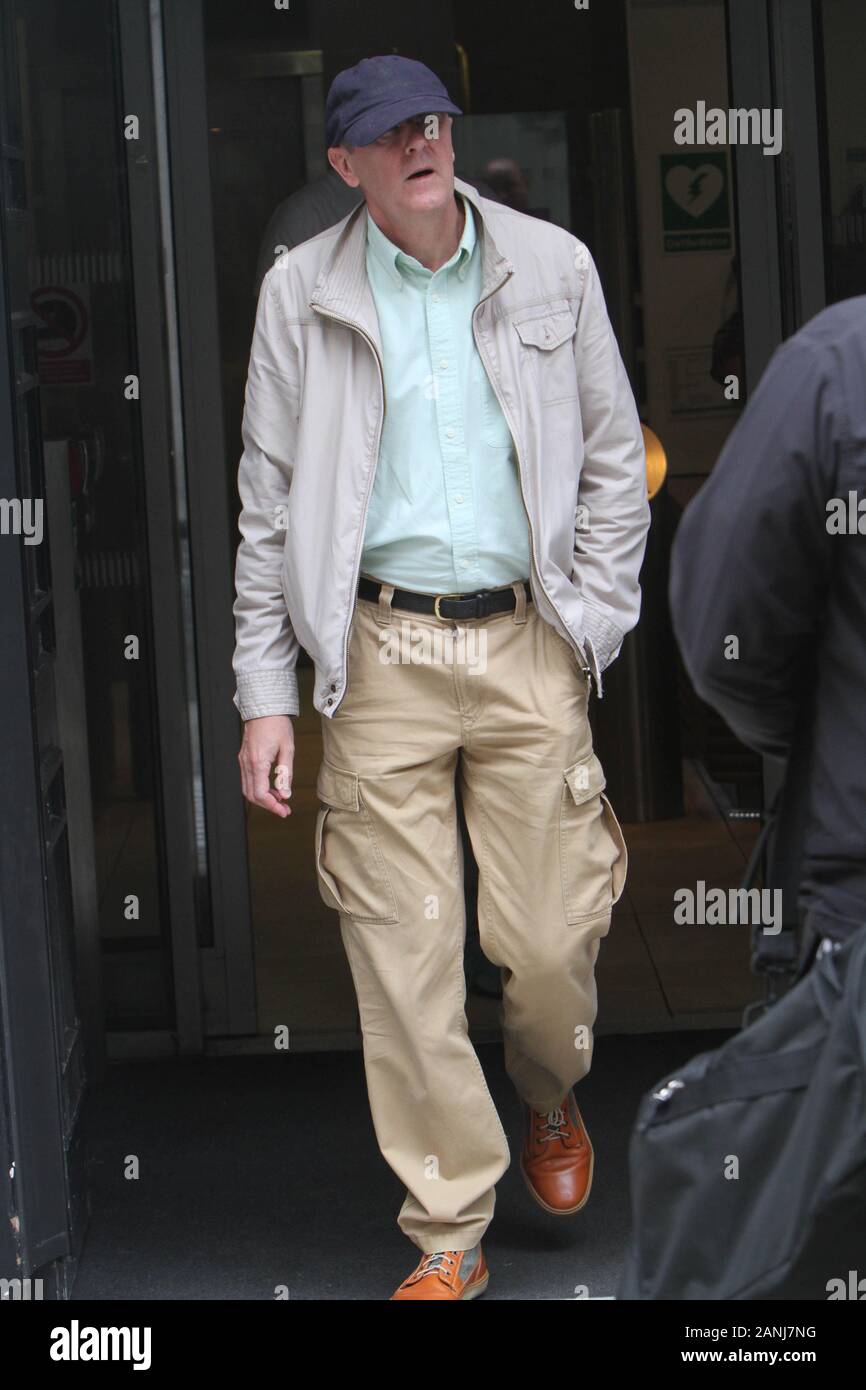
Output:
top-left (313, 580), bottom-right (627, 1253)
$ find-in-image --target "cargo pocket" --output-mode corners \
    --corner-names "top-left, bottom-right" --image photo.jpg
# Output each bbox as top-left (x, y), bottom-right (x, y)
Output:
top-left (314, 759), bottom-right (399, 924)
top-left (559, 750), bottom-right (628, 924)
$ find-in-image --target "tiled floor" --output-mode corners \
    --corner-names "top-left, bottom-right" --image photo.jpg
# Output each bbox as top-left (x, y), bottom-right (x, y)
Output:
top-left (250, 664), bottom-right (765, 1045)
top-left (74, 1027), bottom-right (737, 1300)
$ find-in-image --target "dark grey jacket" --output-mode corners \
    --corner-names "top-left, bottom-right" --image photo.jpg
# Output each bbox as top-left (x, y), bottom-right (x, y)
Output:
top-left (669, 296), bottom-right (866, 949)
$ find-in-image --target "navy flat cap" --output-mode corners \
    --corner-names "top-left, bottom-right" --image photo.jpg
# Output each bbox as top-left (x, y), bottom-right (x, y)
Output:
top-left (325, 55), bottom-right (462, 149)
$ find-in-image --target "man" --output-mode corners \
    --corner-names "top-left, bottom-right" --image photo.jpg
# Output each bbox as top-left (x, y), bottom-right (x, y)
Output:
top-left (232, 55), bottom-right (650, 1300)
top-left (670, 296), bottom-right (866, 973)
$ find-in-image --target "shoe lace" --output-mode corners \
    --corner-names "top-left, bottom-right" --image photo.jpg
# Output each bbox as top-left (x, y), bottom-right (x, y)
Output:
top-left (416, 1251), bottom-right (457, 1279)
top-left (535, 1104), bottom-right (581, 1144)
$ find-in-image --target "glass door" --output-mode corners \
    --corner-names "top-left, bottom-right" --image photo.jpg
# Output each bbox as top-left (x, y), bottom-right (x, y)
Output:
top-left (15, 0), bottom-right (219, 1053)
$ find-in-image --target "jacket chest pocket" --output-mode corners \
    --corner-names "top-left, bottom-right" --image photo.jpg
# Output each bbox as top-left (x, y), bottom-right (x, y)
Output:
top-left (559, 750), bottom-right (627, 925)
top-left (512, 306), bottom-right (578, 405)
top-left (314, 759), bottom-right (400, 924)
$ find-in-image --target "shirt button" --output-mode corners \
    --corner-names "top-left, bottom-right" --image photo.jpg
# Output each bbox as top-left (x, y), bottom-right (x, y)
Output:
top-left (455, 494), bottom-right (464, 503)
top-left (431, 292), bottom-right (441, 303)
top-left (462, 559), bottom-right (471, 568)
top-left (446, 426), bottom-right (456, 439)
top-left (330, 683), bottom-right (337, 692)
top-left (326, 697), bottom-right (333, 706)
top-left (439, 359), bottom-right (449, 370)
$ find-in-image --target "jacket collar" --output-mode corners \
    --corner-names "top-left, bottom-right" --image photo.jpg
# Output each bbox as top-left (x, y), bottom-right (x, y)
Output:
top-left (308, 176), bottom-right (514, 346)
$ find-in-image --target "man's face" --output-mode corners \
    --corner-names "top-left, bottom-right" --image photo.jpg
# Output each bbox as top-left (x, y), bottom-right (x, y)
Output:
top-left (328, 112), bottom-right (456, 221)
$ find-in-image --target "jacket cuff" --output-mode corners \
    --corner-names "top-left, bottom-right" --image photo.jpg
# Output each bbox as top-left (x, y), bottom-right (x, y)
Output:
top-left (581, 603), bottom-right (624, 675)
top-left (233, 670), bottom-right (300, 720)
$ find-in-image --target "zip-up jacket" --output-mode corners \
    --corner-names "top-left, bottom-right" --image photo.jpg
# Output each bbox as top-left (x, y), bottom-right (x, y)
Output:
top-left (232, 176), bottom-right (650, 720)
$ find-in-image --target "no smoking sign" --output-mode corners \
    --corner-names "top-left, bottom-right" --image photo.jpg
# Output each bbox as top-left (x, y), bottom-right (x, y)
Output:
top-left (32, 283), bottom-right (93, 385)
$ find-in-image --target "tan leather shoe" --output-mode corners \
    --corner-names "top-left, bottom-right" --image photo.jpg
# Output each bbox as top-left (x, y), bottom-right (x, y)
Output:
top-left (390, 1245), bottom-right (489, 1300)
top-left (520, 1089), bottom-right (594, 1214)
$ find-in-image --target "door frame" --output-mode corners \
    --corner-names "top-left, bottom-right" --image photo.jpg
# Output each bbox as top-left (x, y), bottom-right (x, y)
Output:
top-left (727, 0), bottom-right (828, 876)
top-left (117, 0), bottom-right (216, 1050)
top-left (728, 0), bottom-right (827, 370)
top-left (0, 0), bottom-right (86, 1291)
top-left (143, 0), bottom-right (257, 1036)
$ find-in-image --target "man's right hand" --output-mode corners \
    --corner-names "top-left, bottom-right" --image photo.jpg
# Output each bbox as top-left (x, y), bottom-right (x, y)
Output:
top-left (238, 714), bottom-right (295, 818)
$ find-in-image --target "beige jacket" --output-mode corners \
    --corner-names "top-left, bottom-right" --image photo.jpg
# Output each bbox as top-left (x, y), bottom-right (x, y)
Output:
top-left (232, 176), bottom-right (650, 720)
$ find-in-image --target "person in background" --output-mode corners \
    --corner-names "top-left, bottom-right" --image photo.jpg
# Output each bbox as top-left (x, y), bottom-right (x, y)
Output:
top-left (254, 165), bottom-right (499, 299)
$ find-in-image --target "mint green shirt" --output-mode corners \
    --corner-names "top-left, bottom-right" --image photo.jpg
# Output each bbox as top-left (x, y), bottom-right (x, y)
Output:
top-left (360, 194), bottom-right (531, 593)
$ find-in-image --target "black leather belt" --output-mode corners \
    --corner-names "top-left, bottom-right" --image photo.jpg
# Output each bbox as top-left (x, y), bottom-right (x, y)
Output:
top-left (357, 575), bottom-right (532, 620)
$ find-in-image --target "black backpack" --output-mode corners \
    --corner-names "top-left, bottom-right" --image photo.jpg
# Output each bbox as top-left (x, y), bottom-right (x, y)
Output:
top-left (617, 924), bottom-right (866, 1299)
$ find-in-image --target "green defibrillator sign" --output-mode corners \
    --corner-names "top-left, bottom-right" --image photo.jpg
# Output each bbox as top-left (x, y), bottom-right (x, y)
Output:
top-left (660, 152), bottom-right (731, 252)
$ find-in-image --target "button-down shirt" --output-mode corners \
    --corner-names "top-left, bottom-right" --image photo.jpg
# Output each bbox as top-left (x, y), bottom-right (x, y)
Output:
top-left (360, 193), bottom-right (531, 593)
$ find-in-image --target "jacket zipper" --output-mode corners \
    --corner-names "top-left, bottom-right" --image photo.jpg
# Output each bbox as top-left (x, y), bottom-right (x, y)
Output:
top-left (471, 285), bottom-right (592, 676)
top-left (309, 302), bottom-right (386, 715)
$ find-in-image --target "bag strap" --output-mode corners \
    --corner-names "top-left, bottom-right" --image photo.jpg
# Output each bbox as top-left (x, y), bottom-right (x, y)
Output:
top-left (740, 795), bottom-right (778, 890)
top-left (647, 1045), bottom-right (816, 1126)
top-left (740, 783), bottom-right (804, 1025)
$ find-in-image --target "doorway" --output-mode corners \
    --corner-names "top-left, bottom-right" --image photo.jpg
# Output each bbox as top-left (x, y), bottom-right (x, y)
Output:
top-left (3, 0), bottom-right (858, 1297)
top-left (191, 0), bottom-right (783, 1048)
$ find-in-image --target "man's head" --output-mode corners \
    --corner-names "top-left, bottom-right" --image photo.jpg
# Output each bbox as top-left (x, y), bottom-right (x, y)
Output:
top-left (325, 55), bottom-right (462, 226)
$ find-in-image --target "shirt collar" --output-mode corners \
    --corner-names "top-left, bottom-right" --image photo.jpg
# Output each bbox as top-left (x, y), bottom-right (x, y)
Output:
top-left (365, 193), bottom-right (475, 289)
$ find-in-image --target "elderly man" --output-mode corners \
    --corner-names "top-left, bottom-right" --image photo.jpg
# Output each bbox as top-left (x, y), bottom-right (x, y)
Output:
top-left (232, 54), bottom-right (649, 1300)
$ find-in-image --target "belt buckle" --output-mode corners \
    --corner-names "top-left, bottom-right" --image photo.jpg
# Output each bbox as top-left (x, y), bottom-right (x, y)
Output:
top-left (433, 590), bottom-right (465, 620)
